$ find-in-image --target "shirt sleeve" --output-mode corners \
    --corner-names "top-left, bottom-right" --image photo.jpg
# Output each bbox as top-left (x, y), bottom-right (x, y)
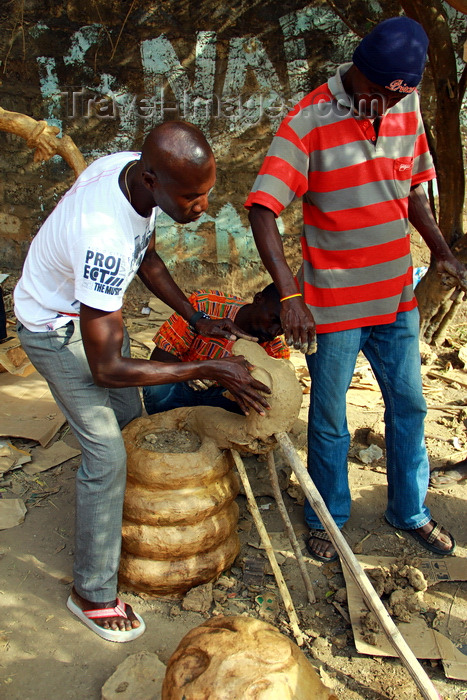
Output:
top-left (244, 117), bottom-right (310, 215)
top-left (71, 230), bottom-right (133, 312)
top-left (411, 93), bottom-right (436, 187)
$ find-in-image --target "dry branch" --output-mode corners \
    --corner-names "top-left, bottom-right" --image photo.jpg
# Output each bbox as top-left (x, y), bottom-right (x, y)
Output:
top-left (230, 449), bottom-right (304, 646)
top-left (266, 451), bottom-right (316, 604)
top-left (427, 370), bottom-right (467, 389)
top-left (0, 107), bottom-right (86, 178)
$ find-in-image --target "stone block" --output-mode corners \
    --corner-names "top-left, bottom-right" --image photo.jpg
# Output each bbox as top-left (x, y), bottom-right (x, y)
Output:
top-left (101, 651), bottom-right (166, 700)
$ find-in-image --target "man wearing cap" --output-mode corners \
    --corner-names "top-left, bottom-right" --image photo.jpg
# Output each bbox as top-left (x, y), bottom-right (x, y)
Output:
top-left (246, 17), bottom-right (466, 562)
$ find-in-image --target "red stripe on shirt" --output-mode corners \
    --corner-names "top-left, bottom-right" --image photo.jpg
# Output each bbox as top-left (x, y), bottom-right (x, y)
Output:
top-left (303, 199), bottom-right (407, 231)
top-left (281, 89), bottom-right (330, 123)
top-left (308, 158), bottom-right (409, 193)
top-left (306, 118), bottom-right (365, 151)
top-left (413, 133), bottom-right (433, 160)
top-left (276, 120), bottom-right (310, 153)
top-left (412, 167), bottom-right (436, 187)
top-left (304, 270), bottom-right (412, 307)
top-left (260, 156), bottom-right (308, 197)
top-left (302, 236), bottom-right (410, 269)
top-left (380, 110), bottom-right (419, 136)
top-left (244, 190), bottom-right (284, 215)
top-left (316, 298), bottom-right (417, 333)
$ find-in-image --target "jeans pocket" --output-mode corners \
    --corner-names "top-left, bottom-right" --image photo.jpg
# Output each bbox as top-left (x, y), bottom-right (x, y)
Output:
top-left (54, 321), bottom-right (76, 348)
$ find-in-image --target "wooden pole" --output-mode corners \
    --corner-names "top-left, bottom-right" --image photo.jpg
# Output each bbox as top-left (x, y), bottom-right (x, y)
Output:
top-left (230, 449), bottom-right (304, 646)
top-left (275, 431), bottom-right (442, 700)
top-left (266, 451), bottom-right (316, 604)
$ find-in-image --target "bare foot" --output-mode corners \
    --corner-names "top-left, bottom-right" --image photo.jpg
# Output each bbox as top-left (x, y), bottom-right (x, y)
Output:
top-left (70, 587), bottom-right (141, 632)
top-left (305, 530), bottom-right (338, 562)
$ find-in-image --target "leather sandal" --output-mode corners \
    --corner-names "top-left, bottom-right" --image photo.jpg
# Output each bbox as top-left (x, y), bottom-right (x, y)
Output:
top-left (305, 529), bottom-right (338, 563)
top-left (386, 518), bottom-right (456, 557)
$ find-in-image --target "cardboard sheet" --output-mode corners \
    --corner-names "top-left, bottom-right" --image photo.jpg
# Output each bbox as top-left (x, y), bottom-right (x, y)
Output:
top-left (0, 333), bottom-right (36, 376)
top-left (0, 498), bottom-right (27, 530)
top-left (129, 328), bottom-right (156, 352)
top-left (343, 555), bottom-right (467, 680)
top-left (0, 440), bottom-right (31, 476)
top-left (0, 372), bottom-right (65, 446)
top-left (23, 440), bottom-right (81, 475)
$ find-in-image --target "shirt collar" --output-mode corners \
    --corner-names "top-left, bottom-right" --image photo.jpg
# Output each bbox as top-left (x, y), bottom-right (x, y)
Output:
top-left (327, 62), bottom-right (353, 109)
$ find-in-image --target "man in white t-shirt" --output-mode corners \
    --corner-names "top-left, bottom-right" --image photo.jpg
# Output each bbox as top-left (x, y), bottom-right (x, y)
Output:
top-left (14, 121), bottom-right (270, 642)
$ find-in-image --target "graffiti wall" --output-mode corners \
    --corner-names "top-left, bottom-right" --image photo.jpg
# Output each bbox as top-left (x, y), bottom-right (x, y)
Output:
top-left (0, 1), bottom-right (465, 294)
top-left (0, 0), bottom-right (361, 289)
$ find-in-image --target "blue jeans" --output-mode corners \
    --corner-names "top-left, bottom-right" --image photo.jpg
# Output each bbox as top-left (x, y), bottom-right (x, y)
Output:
top-left (304, 308), bottom-right (431, 532)
top-left (143, 381), bottom-right (243, 415)
top-left (17, 320), bottom-right (142, 602)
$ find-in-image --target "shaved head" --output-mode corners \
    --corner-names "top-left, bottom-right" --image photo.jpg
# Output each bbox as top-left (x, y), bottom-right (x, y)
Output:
top-left (137, 121), bottom-right (216, 224)
top-left (141, 121), bottom-right (214, 182)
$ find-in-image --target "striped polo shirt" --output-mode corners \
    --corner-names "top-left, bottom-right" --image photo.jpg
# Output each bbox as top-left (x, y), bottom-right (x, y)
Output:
top-left (245, 63), bottom-right (436, 333)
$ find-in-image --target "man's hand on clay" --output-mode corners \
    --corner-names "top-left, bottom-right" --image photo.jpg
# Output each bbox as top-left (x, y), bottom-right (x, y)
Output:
top-left (210, 355), bottom-right (271, 416)
top-left (194, 316), bottom-right (258, 342)
top-left (280, 296), bottom-right (317, 354)
top-left (436, 258), bottom-right (467, 292)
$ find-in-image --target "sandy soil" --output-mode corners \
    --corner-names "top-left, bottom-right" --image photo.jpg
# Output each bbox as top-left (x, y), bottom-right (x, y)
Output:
top-left (1, 278), bottom-right (467, 700)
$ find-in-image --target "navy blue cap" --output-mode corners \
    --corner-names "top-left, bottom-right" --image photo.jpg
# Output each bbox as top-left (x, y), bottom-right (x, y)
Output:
top-left (353, 17), bottom-right (429, 93)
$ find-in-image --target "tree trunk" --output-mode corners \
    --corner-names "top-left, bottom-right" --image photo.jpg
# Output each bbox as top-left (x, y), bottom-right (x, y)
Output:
top-left (444, 0), bottom-right (467, 13)
top-left (400, 0), bottom-right (466, 343)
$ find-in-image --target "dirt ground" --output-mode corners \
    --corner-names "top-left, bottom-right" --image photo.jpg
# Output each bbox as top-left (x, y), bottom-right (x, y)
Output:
top-left (1, 272), bottom-right (467, 700)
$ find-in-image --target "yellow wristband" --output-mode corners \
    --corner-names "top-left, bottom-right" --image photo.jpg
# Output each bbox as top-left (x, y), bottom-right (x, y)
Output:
top-left (280, 293), bottom-right (302, 302)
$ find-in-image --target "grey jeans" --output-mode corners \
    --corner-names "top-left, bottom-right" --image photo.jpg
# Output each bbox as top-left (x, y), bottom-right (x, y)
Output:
top-left (17, 320), bottom-right (142, 602)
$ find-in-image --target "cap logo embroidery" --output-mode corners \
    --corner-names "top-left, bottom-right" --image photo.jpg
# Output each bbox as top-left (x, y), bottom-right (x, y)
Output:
top-left (385, 79), bottom-right (416, 94)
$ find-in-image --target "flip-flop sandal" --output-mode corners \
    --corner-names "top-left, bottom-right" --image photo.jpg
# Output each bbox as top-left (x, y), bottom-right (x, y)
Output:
top-left (305, 529), bottom-right (338, 563)
top-left (386, 518), bottom-right (456, 557)
top-left (67, 595), bottom-right (146, 642)
top-left (430, 469), bottom-right (467, 489)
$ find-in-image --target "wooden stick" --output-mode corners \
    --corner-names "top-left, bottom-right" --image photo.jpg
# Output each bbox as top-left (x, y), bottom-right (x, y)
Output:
top-left (275, 431), bottom-right (442, 700)
top-left (427, 405), bottom-right (467, 411)
top-left (230, 449), bottom-right (304, 646)
top-left (425, 433), bottom-right (464, 443)
top-left (427, 370), bottom-right (467, 390)
top-left (332, 600), bottom-right (351, 624)
top-left (266, 451), bottom-right (316, 604)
